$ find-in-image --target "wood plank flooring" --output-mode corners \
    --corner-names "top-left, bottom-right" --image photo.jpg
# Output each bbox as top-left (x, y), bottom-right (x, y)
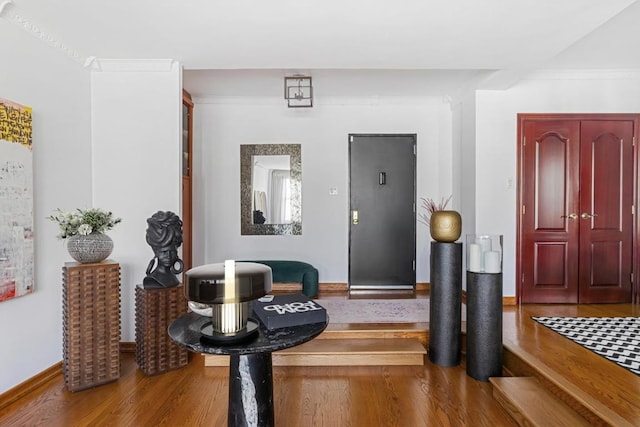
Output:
top-left (0, 353), bottom-right (516, 426)
top-left (502, 303), bottom-right (640, 426)
top-left (0, 296), bottom-right (638, 426)
top-left (490, 377), bottom-right (592, 426)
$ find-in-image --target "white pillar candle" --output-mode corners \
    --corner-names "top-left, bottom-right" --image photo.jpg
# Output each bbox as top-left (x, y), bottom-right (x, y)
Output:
top-left (478, 237), bottom-right (490, 267)
top-left (224, 259), bottom-right (236, 298)
top-left (478, 237), bottom-right (492, 252)
top-left (484, 251), bottom-right (501, 273)
top-left (469, 244), bottom-right (482, 272)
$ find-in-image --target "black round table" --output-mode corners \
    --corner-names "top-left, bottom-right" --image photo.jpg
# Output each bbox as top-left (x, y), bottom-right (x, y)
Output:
top-left (169, 311), bottom-right (328, 427)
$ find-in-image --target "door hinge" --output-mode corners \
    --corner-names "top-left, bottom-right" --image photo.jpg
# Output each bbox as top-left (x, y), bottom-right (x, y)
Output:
top-left (349, 135), bottom-right (354, 143)
top-left (413, 260), bottom-right (416, 271)
top-left (413, 145), bottom-right (416, 155)
top-left (523, 136), bottom-right (526, 146)
top-left (521, 273), bottom-right (525, 283)
top-left (633, 205), bottom-right (636, 215)
top-left (522, 205), bottom-right (526, 215)
top-left (631, 273), bottom-right (634, 284)
top-left (413, 202), bottom-right (416, 213)
top-left (633, 136), bottom-right (636, 147)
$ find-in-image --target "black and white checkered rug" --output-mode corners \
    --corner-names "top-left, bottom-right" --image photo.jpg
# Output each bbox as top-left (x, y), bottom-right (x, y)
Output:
top-left (532, 316), bottom-right (640, 376)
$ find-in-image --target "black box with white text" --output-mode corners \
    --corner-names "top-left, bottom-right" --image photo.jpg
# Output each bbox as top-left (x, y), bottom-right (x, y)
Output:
top-left (252, 293), bottom-right (327, 330)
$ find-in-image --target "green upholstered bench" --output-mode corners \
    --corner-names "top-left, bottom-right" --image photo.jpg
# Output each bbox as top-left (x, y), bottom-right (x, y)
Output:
top-left (241, 260), bottom-right (319, 297)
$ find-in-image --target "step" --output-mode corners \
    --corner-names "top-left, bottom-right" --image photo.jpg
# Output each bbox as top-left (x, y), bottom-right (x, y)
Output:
top-left (490, 377), bottom-right (591, 427)
top-left (319, 324), bottom-right (428, 347)
top-left (204, 338), bottom-right (426, 367)
top-left (502, 340), bottom-right (633, 426)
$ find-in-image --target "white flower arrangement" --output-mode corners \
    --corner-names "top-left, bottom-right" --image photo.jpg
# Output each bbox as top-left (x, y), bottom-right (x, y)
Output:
top-left (48, 208), bottom-right (121, 239)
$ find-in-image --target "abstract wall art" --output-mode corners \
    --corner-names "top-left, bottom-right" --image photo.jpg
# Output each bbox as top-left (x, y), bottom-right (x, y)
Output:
top-left (0, 98), bottom-right (34, 302)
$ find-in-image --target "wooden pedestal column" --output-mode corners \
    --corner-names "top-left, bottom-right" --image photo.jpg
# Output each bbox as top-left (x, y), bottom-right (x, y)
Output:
top-left (135, 285), bottom-right (189, 375)
top-left (62, 260), bottom-right (121, 392)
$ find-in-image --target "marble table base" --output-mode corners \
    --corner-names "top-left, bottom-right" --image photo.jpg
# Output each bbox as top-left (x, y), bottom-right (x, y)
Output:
top-left (228, 353), bottom-right (274, 427)
top-left (168, 312), bottom-right (327, 427)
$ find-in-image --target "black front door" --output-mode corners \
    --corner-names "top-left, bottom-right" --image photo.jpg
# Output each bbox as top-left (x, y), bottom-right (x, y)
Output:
top-left (349, 134), bottom-right (416, 290)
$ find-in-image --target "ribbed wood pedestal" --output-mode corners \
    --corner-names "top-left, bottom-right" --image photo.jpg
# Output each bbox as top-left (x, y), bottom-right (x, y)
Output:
top-left (62, 261), bottom-right (121, 392)
top-left (135, 285), bottom-right (189, 376)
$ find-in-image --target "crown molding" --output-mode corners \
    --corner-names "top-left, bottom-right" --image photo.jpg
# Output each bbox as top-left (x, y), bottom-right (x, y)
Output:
top-left (194, 95), bottom-right (446, 107)
top-left (0, 1), bottom-right (86, 66)
top-left (526, 69), bottom-right (640, 80)
top-left (0, 1), bottom-right (12, 15)
top-left (0, 2), bottom-right (177, 72)
top-left (91, 59), bottom-right (177, 73)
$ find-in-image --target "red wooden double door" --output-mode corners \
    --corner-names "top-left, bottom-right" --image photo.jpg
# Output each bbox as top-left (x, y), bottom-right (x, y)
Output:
top-left (518, 114), bottom-right (638, 303)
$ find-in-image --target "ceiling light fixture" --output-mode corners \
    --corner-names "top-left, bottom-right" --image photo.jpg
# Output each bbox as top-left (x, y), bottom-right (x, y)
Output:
top-left (284, 76), bottom-right (313, 108)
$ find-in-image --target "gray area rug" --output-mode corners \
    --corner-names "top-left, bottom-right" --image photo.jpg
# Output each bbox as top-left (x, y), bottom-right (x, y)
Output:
top-left (533, 316), bottom-right (640, 376)
top-left (318, 298), bottom-right (429, 323)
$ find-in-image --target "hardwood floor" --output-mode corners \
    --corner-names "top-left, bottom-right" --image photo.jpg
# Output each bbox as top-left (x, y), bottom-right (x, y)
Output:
top-left (502, 303), bottom-right (640, 426)
top-left (0, 354), bottom-right (520, 426)
top-left (0, 296), bottom-right (638, 426)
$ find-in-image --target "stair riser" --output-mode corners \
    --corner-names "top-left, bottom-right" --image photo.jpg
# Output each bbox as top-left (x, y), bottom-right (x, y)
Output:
top-left (204, 354), bottom-right (424, 367)
top-left (318, 330), bottom-right (428, 347)
top-left (203, 336), bottom-right (426, 367)
top-left (502, 347), bottom-right (617, 426)
top-left (491, 388), bottom-right (532, 427)
top-left (273, 354), bottom-right (424, 366)
top-left (490, 377), bottom-right (592, 427)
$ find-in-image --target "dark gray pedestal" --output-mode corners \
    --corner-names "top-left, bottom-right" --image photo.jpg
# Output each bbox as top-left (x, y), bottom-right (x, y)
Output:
top-left (466, 271), bottom-right (503, 382)
top-left (429, 242), bottom-right (462, 366)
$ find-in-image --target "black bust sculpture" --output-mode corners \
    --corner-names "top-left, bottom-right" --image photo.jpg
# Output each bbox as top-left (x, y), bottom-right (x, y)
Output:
top-left (143, 211), bottom-right (184, 289)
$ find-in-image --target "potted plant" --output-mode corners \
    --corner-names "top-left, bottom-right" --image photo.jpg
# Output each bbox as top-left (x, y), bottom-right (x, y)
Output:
top-left (418, 195), bottom-right (461, 242)
top-left (48, 208), bottom-right (121, 263)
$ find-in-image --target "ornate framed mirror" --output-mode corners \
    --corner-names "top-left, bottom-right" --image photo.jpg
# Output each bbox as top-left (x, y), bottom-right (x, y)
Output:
top-left (240, 144), bottom-right (302, 235)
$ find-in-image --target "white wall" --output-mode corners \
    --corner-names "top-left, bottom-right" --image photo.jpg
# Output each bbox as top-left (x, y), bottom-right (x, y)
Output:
top-left (0, 24), bottom-right (92, 392)
top-left (193, 96), bottom-right (453, 284)
top-left (91, 60), bottom-right (182, 342)
top-left (475, 70), bottom-right (640, 297)
top-left (453, 91), bottom-right (477, 280)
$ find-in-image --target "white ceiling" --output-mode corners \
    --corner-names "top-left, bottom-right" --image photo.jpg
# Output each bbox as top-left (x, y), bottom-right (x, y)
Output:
top-left (6, 0), bottom-right (640, 96)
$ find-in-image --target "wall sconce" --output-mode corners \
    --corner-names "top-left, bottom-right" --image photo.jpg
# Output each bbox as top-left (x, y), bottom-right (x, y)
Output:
top-left (284, 76), bottom-right (313, 108)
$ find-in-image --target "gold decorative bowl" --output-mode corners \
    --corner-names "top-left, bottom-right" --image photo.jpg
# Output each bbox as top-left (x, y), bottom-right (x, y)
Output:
top-left (430, 210), bottom-right (462, 242)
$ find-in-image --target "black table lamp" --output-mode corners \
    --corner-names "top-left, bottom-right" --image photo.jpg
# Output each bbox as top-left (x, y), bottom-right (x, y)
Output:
top-left (185, 260), bottom-right (272, 343)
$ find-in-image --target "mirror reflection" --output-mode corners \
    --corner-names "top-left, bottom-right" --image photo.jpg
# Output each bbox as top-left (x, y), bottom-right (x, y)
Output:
top-left (252, 155), bottom-right (291, 225)
top-left (241, 144), bottom-right (301, 235)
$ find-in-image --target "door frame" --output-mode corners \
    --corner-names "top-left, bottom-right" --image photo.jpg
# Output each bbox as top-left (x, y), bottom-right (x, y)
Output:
top-left (348, 133), bottom-right (417, 290)
top-left (182, 89), bottom-right (194, 278)
top-left (516, 113), bottom-right (640, 304)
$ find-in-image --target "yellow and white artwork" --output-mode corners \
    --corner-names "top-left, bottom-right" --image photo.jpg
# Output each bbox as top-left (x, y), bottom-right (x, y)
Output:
top-left (0, 98), bottom-right (34, 302)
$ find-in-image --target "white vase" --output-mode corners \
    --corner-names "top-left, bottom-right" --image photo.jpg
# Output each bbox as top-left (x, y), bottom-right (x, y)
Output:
top-left (67, 232), bottom-right (113, 263)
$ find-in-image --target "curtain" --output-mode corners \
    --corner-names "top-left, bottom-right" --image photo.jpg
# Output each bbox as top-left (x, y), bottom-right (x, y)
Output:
top-left (253, 190), bottom-right (267, 212)
top-left (269, 169), bottom-right (291, 223)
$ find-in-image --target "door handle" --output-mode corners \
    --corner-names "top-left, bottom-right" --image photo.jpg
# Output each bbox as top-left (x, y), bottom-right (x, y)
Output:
top-left (352, 210), bottom-right (359, 225)
top-left (561, 213), bottom-right (578, 220)
top-left (581, 212), bottom-right (598, 219)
